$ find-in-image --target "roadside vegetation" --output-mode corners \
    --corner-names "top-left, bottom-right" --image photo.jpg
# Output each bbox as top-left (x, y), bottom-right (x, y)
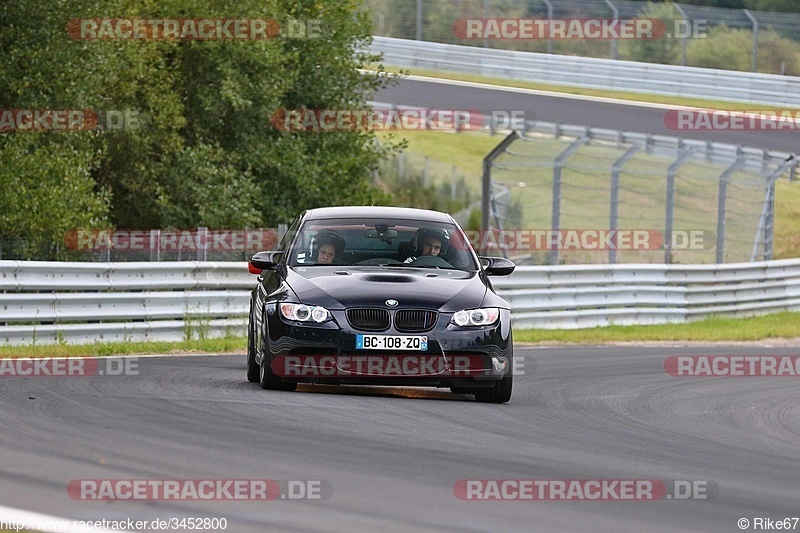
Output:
top-left (0, 0), bottom-right (400, 260)
top-left (515, 311), bottom-right (800, 344)
top-left (0, 337), bottom-right (246, 358)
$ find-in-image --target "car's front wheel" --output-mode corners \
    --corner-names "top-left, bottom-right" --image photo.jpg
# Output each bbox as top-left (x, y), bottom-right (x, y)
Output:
top-left (246, 306), bottom-right (259, 383)
top-left (474, 348), bottom-right (513, 404)
top-left (474, 372), bottom-right (512, 403)
top-left (259, 324), bottom-right (297, 392)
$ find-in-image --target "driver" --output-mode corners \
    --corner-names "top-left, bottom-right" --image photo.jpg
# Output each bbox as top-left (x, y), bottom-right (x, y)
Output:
top-left (403, 227), bottom-right (450, 263)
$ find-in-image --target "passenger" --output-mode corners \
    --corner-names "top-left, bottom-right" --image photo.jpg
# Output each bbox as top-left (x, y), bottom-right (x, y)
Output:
top-left (314, 231), bottom-right (345, 265)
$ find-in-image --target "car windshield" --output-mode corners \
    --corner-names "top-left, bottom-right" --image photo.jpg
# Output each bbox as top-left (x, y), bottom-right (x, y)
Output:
top-left (289, 217), bottom-right (480, 271)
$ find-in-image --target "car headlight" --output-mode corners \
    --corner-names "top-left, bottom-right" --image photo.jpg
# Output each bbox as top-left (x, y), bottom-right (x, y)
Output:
top-left (280, 303), bottom-right (331, 323)
top-left (451, 307), bottom-right (500, 327)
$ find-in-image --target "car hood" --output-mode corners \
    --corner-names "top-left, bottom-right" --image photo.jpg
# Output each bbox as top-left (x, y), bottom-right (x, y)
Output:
top-left (285, 266), bottom-right (489, 312)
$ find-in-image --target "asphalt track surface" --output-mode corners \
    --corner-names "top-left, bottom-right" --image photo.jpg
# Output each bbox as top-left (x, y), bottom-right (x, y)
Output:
top-left (2, 346), bottom-right (800, 532)
top-left (376, 77), bottom-right (800, 153)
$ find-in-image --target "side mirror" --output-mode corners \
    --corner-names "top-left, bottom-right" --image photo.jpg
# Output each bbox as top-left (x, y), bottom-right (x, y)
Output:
top-left (248, 251), bottom-right (283, 274)
top-left (480, 256), bottom-right (515, 276)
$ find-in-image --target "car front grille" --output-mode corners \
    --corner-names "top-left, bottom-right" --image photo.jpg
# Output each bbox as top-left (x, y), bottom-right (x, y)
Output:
top-left (346, 308), bottom-right (390, 331)
top-left (394, 310), bottom-right (438, 332)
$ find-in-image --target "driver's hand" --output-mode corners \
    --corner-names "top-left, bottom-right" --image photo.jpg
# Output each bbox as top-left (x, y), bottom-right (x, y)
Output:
top-left (403, 256), bottom-right (416, 263)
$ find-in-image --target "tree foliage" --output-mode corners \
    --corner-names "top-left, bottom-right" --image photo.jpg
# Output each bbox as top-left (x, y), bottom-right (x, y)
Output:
top-left (1, 0), bottom-right (399, 258)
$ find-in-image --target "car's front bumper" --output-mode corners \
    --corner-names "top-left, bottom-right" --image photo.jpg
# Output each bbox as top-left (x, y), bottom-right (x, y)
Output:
top-left (263, 306), bottom-right (512, 388)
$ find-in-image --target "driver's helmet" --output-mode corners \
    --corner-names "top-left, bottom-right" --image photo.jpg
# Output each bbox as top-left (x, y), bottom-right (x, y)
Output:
top-left (413, 227), bottom-right (450, 256)
top-left (313, 230), bottom-right (345, 261)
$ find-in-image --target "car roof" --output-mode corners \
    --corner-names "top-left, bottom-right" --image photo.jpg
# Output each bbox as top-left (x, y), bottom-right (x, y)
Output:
top-left (304, 206), bottom-right (454, 223)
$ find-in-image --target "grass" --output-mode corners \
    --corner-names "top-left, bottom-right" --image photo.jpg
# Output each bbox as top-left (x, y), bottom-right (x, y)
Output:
top-left (0, 336), bottom-right (246, 358)
top-left (3, 314), bottom-right (800, 354)
top-left (3, 315), bottom-right (800, 353)
top-left (515, 312), bottom-right (800, 344)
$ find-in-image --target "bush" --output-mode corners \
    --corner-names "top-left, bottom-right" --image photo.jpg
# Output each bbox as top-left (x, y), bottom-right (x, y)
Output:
top-left (687, 24), bottom-right (800, 74)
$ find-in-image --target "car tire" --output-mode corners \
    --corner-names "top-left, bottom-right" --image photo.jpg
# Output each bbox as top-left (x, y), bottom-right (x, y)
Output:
top-left (259, 323), bottom-right (297, 392)
top-left (474, 347), bottom-right (513, 404)
top-left (246, 307), bottom-right (259, 383)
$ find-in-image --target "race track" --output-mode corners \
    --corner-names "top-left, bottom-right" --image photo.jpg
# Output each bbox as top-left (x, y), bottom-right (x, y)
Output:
top-left (377, 77), bottom-right (800, 153)
top-left (2, 346), bottom-right (799, 532)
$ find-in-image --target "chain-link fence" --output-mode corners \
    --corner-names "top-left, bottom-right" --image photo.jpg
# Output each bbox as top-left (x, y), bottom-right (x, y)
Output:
top-left (484, 124), bottom-right (797, 265)
top-left (366, 0), bottom-right (800, 74)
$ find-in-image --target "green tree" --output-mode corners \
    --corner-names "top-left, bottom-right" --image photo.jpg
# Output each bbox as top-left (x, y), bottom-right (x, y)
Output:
top-left (620, 2), bottom-right (682, 64)
top-left (1, 0), bottom-right (401, 258)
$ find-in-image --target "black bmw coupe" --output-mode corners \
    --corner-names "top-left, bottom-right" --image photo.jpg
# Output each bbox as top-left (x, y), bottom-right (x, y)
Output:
top-left (246, 206), bottom-right (516, 403)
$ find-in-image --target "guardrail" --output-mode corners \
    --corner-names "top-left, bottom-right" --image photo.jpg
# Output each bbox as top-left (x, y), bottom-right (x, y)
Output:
top-left (0, 261), bottom-right (252, 345)
top-left (2, 259), bottom-right (800, 344)
top-left (493, 259), bottom-right (800, 329)
top-left (371, 36), bottom-right (800, 107)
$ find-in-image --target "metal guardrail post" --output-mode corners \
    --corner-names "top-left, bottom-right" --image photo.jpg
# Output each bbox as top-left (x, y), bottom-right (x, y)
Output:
top-left (743, 10), bottom-right (758, 73)
top-left (664, 148), bottom-right (695, 264)
top-left (550, 135), bottom-right (591, 265)
top-left (716, 148), bottom-right (745, 263)
top-left (609, 144), bottom-right (640, 264)
top-left (481, 131), bottom-right (520, 253)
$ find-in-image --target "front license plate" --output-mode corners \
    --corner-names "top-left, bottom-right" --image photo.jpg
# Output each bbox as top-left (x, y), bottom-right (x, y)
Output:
top-left (356, 335), bottom-right (428, 351)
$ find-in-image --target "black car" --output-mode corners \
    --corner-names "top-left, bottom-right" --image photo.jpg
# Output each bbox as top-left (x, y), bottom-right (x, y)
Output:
top-left (246, 206), bottom-right (516, 403)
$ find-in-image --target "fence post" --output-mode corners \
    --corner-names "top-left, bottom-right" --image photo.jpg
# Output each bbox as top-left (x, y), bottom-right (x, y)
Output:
top-left (542, 0), bottom-right (553, 55)
top-left (609, 144), bottom-right (640, 264)
top-left (665, 148), bottom-right (694, 264)
top-left (752, 156), bottom-right (796, 261)
top-left (451, 165), bottom-right (457, 201)
top-left (482, 131), bottom-right (520, 254)
top-left (743, 10), bottom-right (758, 73)
top-left (674, 4), bottom-right (688, 66)
top-left (605, 0), bottom-right (619, 60)
top-left (415, 0), bottom-right (422, 41)
top-left (483, 0), bottom-right (489, 48)
top-left (716, 148), bottom-right (745, 263)
top-left (550, 136), bottom-right (591, 265)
